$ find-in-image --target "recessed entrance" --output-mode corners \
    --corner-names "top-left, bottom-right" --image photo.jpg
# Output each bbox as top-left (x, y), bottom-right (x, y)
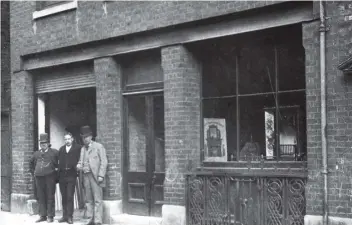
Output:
top-left (36, 87), bottom-right (97, 210)
top-left (123, 93), bottom-right (165, 217)
top-left (37, 87), bottom-right (97, 146)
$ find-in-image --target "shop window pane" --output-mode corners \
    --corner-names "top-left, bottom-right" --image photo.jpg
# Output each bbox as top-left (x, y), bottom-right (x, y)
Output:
top-left (239, 46), bottom-right (275, 94)
top-left (128, 96), bottom-right (147, 172)
top-left (154, 95), bottom-right (165, 172)
top-left (264, 110), bottom-right (275, 160)
top-left (202, 53), bottom-right (237, 98)
top-left (239, 94), bottom-right (275, 161)
top-left (203, 98), bottom-right (237, 161)
top-left (279, 92), bottom-right (306, 161)
top-left (278, 44), bottom-right (305, 91)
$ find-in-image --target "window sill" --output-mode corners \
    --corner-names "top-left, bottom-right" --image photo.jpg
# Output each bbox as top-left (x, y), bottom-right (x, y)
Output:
top-left (33, 0), bottom-right (77, 20)
top-left (202, 160), bottom-right (307, 169)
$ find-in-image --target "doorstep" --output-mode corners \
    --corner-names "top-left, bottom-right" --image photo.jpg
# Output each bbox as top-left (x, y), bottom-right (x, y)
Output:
top-left (111, 214), bottom-right (162, 225)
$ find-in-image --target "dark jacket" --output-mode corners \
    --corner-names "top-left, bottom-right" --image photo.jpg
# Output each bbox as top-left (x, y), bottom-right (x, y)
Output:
top-left (30, 148), bottom-right (59, 177)
top-left (58, 143), bottom-right (81, 179)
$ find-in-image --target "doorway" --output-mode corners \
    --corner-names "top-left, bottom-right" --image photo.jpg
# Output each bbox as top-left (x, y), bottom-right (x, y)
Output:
top-left (123, 93), bottom-right (165, 217)
top-left (36, 87), bottom-right (97, 210)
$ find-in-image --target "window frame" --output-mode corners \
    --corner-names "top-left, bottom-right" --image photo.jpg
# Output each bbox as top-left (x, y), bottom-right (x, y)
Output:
top-left (201, 44), bottom-right (306, 163)
top-left (33, 0), bottom-right (78, 20)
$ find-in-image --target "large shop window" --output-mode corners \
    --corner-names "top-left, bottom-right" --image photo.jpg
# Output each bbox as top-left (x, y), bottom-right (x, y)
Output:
top-left (199, 26), bottom-right (306, 162)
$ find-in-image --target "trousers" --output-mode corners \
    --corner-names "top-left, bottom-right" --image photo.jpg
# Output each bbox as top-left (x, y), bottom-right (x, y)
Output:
top-left (83, 172), bottom-right (103, 224)
top-left (59, 175), bottom-right (77, 218)
top-left (35, 173), bottom-right (56, 218)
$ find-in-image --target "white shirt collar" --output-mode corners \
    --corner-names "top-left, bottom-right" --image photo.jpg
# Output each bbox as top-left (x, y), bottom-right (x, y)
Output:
top-left (66, 145), bottom-right (72, 153)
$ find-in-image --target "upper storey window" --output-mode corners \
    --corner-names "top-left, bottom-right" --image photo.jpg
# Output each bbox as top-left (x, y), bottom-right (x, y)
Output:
top-left (33, 1), bottom-right (77, 20)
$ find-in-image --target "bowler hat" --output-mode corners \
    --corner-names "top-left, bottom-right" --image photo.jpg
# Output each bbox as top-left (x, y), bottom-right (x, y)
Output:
top-left (39, 133), bottom-right (49, 143)
top-left (80, 125), bottom-right (93, 137)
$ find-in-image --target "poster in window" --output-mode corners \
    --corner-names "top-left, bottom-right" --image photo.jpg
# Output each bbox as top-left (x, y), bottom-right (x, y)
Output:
top-left (204, 118), bottom-right (227, 162)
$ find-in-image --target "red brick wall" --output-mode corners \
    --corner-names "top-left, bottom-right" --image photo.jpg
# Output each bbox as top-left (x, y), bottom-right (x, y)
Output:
top-left (94, 57), bottom-right (122, 200)
top-left (325, 1), bottom-right (352, 218)
top-left (10, 71), bottom-right (35, 194)
top-left (162, 45), bottom-right (201, 205)
top-left (10, 1), bottom-right (281, 71)
top-left (304, 1), bottom-right (352, 219)
top-left (303, 19), bottom-right (322, 216)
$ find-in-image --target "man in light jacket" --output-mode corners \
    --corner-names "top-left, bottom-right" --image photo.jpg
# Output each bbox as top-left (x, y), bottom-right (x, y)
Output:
top-left (76, 126), bottom-right (107, 225)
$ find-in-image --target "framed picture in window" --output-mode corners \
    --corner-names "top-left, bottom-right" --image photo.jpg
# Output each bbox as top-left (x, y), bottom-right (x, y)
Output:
top-left (204, 118), bottom-right (227, 162)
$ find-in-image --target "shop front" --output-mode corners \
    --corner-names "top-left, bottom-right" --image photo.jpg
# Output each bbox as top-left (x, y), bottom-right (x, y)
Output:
top-left (10, 2), bottom-right (314, 225)
top-left (185, 24), bottom-right (307, 225)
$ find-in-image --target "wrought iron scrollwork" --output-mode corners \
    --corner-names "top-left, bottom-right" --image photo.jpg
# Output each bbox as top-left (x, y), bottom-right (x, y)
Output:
top-left (207, 176), bottom-right (226, 225)
top-left (186, 174), bottom-right (306, 225)
top-left (287, 179), bottom-right (305, 225)
top-left (188, 176), bottom-right (205, 225)
top-left (266, 178), bottom-right (284, 225)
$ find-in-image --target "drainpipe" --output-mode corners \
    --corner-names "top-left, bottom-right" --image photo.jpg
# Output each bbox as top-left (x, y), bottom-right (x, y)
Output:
top-left (319, 1), bottom-right (328, 225)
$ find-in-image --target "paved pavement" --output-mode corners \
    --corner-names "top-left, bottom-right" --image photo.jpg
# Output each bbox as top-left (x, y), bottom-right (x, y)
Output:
top-left (0, 209), bottom-right (88, 225)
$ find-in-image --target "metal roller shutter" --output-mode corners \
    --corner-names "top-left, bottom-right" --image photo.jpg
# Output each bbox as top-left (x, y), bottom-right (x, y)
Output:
top-left (34, 62), bottom-right (95, 93)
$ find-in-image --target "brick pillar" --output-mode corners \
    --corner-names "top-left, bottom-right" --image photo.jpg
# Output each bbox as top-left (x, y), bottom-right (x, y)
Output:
top-left (161, 45), bottom-right (201, 207)
top-left (94, 57), bottom-right (122, 200)
top-left (10, 70), bottom-right (35, 213)
top-left (94, 57), bottom-right (123, 221)
top-left (302, 20), bottom-right (322, 219)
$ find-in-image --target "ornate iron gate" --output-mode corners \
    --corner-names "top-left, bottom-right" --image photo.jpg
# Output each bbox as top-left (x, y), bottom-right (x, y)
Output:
top-left (186, 172), bottom-right (306, 225)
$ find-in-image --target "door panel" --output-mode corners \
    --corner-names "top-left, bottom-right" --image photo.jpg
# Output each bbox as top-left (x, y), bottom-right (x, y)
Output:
top-left (127, 96), bottom-right (147, 172)
top-left (150, 95), bottom-right (165, 216)
top-left (125, 95), bottom-right (149, 216)
top-left (124, 94), bottom-right (165, 217)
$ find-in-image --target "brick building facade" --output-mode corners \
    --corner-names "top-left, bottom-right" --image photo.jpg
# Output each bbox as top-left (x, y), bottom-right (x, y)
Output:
top-left (7, 1), bottom-right (352, 225)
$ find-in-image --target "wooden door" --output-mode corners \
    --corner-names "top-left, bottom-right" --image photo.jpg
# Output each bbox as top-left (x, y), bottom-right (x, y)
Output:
top-left (124, 94), bottom-right (165, 217)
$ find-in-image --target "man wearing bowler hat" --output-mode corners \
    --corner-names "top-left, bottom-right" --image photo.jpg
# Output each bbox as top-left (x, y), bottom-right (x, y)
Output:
top-left (77, 126), bottom-right (107, 225)
top-left (30, 133), bottom-right (59, 223)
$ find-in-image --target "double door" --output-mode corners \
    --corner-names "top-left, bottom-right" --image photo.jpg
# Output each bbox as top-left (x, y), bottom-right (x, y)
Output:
top-left (123, 94), bottom-right (165, 217)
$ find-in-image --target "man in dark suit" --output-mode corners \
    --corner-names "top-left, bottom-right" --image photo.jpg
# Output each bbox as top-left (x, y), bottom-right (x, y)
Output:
top-left (30, 133), bottom-right (59, 223)
top-left (77, 126), bottom-right (108, 225)
top-left (58, 132), bottom-right (81, 224)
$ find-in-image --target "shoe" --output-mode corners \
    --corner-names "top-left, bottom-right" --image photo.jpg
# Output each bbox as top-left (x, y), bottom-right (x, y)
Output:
top-left (85, 221), bottom-right (94, 225)
top-left (47, 217), bottom-right (54, 223)
top-left (35, 217), bottom-right (47, 223)
top-left (58, 217), bottom-right (67, 223)
top-left (67, 217), bottom-right (73, 224)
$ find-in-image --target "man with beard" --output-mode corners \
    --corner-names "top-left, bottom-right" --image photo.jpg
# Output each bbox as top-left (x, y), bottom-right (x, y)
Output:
top-left (57, 132), bottom-right (81, 224)
top-left (77, 126), bottom-right (107, 225)
top-left (30, 133), bottom-right (59, 223)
